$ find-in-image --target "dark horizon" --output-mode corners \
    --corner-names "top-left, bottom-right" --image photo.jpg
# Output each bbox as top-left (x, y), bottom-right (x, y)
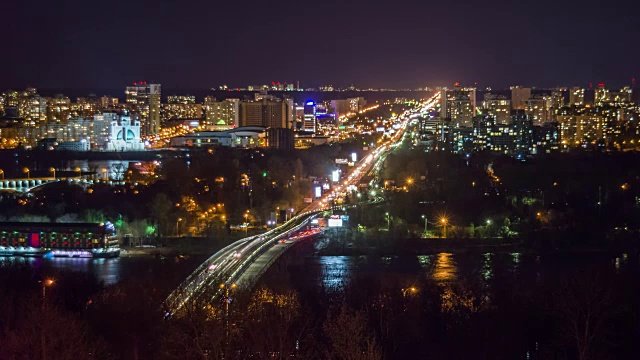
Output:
top-left (4, 0), bottom-right (640, 90)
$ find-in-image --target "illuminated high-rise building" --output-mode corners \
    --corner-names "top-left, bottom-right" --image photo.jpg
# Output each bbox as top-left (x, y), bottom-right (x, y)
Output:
top-left (482, 94), bottom-right (510, 124)
top-left (162, 95), bottom-right (202, 121)
top-left (569, 87), bottom-right (585, 106)
top-left (46, 95), bottom-right (71, 122)
top-left (330, 97), bottom-right (364, 118)
top-left (609, 87), bottom-right (632, 104)
top-left (558, 115), bottom-right (605, 148)
top-left (238, 98), bottom-right (292, 129)
top-left (125, 83), bottom-right (161, 135)
top-left (167, 95), bottom-right (196, 104)
top-left (525, 94), bottom-right (552, 126)
top-left (13, 88), bottom-right (46, 122)
top-left (594, 83), bottom-right (609, 104)
top-left (25, 95), bottom-right (47, 122)
top-left (75, 95), bottom-right (102, 118)
top-left (510, 86), bottom-right (531, 110)
top-left (303, 101), bottom-right (316, 132)
top-left (441, 83), bottom-right (476, 127)
top-left (101, 96), bottom-right (118, 109)
top-left (204, 97), bottom-right (239, 129)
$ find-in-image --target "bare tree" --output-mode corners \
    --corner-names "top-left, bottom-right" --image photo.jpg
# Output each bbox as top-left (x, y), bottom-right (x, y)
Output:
top-left (323, 303), bottom-right (382, 360)
top-left (552, 272), bottom-right (615, 360)
top-left (2, 296), bottom-right (108, 360)
top-left (240, 288), bottom-right (301, 359)
top-left (160, 302), bottom-right (227, 360)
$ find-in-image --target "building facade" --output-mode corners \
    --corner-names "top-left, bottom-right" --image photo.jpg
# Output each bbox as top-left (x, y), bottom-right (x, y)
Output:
top-left (204, 97), bottom-right (239, 129)
top-left (125, 83), bottom-right (161, 135)
top-left (106, 114), bottom-right (145, 151)
top-left (238, 98), bottom-right (292, 129)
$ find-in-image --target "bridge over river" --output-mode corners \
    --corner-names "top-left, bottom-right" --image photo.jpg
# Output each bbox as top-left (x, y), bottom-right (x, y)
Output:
top-left (165, 93), bottom-right (441, 313)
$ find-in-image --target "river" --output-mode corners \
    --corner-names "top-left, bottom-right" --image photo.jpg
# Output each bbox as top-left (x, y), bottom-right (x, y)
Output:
top-left (0, 254), bottom-right (206, 286)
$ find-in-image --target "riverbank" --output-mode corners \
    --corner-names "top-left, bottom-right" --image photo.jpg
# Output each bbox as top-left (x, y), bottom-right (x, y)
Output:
top-left (315, 235), bottom-right (637, 258)
top-left (122, 230), bottom-right (269, 257)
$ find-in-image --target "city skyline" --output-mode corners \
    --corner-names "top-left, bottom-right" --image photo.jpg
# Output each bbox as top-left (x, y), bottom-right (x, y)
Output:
top-left (4, 0), bottom-right (640, 90)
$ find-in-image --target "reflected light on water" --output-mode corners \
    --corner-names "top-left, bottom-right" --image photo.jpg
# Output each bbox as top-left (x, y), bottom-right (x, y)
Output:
top-left (417, 255), bottom-right (432, 267)
top-left (0, 256), bottom-right (122, 285)
top-left (433, 253), bottom-right (457, 282)
top-left (320, 256), bottom-right (351, 289)
top-left (482, 253), bottom-right (493, 281)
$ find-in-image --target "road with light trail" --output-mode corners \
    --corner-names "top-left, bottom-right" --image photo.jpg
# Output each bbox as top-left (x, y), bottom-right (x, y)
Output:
top-left (165, 93), bottom-right (441, 313)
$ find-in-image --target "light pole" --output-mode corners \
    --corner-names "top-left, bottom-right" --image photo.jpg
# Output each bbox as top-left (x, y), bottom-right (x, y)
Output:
top-left (176, 218), bottom-right (182, 237)
top-left (49, 167), bottom-right (56, 179)
top-left (441, 218), bottom-right (447, 238)
top-left (276, 206), bottom-right (280, 225)
top-left (244, 212), bottom-right (249, 235)
top-left (23, 167), bottom-right (30, 179)
top-left (74, 167), bottom-right (82, 178)
top-left (0, 169), bottom-right (3, 180)
top-left (422, 215), bottom-right (427, 234)
top-left (221, 282), bottom-right (236, 350)
top-left (40, 278), bottom-right (54, 360)
top-left (101, 168), bottom-right (108, 180)
top-left (386, 212), bottom-right (390, 231)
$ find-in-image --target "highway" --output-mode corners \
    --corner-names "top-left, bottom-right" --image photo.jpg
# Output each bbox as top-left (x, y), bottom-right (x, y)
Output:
top-left (165, 93), bottom-right (441, 313)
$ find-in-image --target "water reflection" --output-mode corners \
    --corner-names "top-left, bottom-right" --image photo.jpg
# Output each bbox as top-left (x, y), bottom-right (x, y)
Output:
top-left (0, 257), bottom-right (123, 285)
top-left (69, 160), bottom-right (146, 180)
top-left (417, 255), bottom-right (432, 267)
top-left (482, 253), bottom-right (493, 281)
top-left (433, 253), bottom-right (457, 282)
top-left (319, 256), bottom-right (352, 289)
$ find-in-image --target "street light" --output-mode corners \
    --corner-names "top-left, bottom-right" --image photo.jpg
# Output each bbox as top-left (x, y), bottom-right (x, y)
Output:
top-left (220, 282), bottom-right (237, 346)
top-left (41, 278), bottom-right (55, 300)
top-left (39, 277), bottom-right (55, 360)
top-left (176, 218), bottom-right (183, 237)
top-left (74, 167), bottom-right (82, 177)
top-left (276, 206), bottom-right (280, 224)
top-left (422, 215), bottom-right (427, 233)
top-left (401, 286), bottom-right (418, 297)
top-left (440, 217), bottom-right (448, 238)
top-left (49, 167), bottom-right (56, 179)
top-left (244, 212), bottom-right (249, 235)
top-left (101, 168), bottom-right (108, 180)
top-left (23, 167), bottom-right (30, 179)
top-left (486, 219), bottom-right (491, 225)
top-left (386, 212), bottom-right (390, 231)
top-left (0, 169), bottom-right (3, 181)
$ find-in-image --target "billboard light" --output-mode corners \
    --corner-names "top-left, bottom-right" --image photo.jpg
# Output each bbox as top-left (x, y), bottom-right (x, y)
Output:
top-left (332, 170), bottom-right (340, 182)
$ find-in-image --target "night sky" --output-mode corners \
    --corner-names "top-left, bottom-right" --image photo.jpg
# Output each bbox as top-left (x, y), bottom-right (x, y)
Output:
top-left (4, 0), bottom-right (640, 90)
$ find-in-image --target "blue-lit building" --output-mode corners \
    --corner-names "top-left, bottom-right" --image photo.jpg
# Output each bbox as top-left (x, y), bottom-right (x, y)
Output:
top-left (303, 101), bottom-right (316, 132)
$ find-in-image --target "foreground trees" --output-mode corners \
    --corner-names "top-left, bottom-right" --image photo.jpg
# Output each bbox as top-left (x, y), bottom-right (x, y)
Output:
top-left (0, 257), bottom-right (637, 360)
